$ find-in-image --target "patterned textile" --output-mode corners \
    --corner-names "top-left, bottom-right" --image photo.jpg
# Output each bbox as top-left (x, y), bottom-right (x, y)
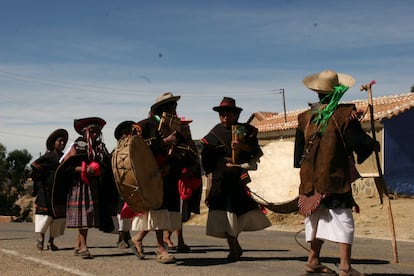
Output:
top-left (66, 177), bottom-right (100, 228)
top-left (55, 136), bottom-right (116, 232)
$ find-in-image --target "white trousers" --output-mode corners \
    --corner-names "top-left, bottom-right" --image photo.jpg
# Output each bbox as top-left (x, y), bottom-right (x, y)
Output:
top-left (34, 215), bottom-right (65, 238)
top-left (305, 207), bottom-right (354, 244)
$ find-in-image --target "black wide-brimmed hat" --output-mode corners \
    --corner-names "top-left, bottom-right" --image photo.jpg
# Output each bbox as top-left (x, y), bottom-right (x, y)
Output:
top-left (46, 129), bottom-right (69, 150)
top-left (74, 117), bottom-right (106, 135)
top-left (114, 120), bottom-right (135, 140)
top-left (212, 97), bottom-right (243, 113)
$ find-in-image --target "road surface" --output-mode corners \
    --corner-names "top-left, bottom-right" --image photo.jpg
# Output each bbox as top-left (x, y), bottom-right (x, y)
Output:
top-left (0, 223), bottom-right (413, 275)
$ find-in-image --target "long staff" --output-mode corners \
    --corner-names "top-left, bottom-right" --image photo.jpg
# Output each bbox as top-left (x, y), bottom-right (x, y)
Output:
top-left (360, 80), bottom-right (399, 263)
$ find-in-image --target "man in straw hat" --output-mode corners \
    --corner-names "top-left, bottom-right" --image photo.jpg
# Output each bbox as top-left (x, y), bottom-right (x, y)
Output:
top-left (129, 92), bottom-right (198, 264)
top-left (31, 128), bottom-right (68, 251)
top-left (200, 97), bottom-right (271, 262)
top-left (294, 70), bottom-right (379, 276)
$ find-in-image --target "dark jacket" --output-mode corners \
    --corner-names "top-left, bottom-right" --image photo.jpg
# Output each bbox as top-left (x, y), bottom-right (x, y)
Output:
top-left (31, 151), bottom-right (63, 216)
top-left (201, 123), bottom-right (262, 215)
top-left (136, 116), bottom-right (197, 212)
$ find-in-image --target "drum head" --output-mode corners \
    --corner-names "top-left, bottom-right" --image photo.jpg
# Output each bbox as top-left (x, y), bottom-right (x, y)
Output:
top-left (248, 141), bottom-right (300, 213)
top-left (112, 135), bottom-right (163, 212)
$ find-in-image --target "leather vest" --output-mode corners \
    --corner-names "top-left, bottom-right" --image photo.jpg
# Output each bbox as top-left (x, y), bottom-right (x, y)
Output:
top-left (297, 104), bottom-right (355, 195)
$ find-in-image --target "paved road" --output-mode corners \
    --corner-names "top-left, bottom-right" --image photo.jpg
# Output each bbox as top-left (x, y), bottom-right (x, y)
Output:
top-left (0, 223), bottom-right (413, 276)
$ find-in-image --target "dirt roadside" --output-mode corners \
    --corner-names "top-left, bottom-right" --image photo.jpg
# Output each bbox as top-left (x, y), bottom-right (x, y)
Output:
top-left (186, 195), bottom-right (414, 242)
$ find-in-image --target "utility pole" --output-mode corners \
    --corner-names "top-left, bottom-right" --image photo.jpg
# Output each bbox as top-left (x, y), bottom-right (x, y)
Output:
top-left (272, 88), bottom-right (287, 123)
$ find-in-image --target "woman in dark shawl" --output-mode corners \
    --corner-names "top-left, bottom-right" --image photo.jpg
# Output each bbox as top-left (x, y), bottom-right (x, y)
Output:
top-left (31, 128), bottom-right (68, 251)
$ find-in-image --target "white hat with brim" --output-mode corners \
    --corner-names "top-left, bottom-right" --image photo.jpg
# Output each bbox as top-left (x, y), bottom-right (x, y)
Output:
top-left (151, 92), bottom-right (181, 111)
top-left (303, 69), bottom-right (355, 94)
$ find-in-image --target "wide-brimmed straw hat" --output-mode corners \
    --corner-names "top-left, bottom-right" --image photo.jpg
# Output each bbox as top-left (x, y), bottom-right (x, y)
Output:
top-left (212, 97), bottom-right (243, 113)
top-left (74, 117), bottom-right (106, 135)
top-left (114, 120), bottom-right (135, 140)
top-left (151, 92), bottom-right (180, 111)
top-left (46, 128), bottom-right (68, 150)
top-left (303, 69), bottom-right (355, 94)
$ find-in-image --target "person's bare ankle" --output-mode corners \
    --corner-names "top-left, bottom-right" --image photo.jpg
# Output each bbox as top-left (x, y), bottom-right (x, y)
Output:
top-left (307, 258), bottom-right (320, 267)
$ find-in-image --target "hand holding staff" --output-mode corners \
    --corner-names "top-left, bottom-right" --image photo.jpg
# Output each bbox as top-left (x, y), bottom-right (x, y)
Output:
top-left (360, 80), bottom-right (399, 263)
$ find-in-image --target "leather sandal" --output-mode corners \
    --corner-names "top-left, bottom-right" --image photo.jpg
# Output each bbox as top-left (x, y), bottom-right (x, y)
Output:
top-left (118, 240), bottom-right (130, 249)
top-left (305, 263), bottom-right (337, 275)
top-left (128, 240), bottom-right (145, 260)
top-left (78, 249), bottom-right (94, 259)
top-left (36, 240), bottom-right (44, 251)
top-left (164, 242), bottom-right (177, 250)
top-left (156, 251), bottom-right (176, 264)
top-left (339, 267), bottom-right (365, 276)
top-left (47, 242), bottom-right (58, 251)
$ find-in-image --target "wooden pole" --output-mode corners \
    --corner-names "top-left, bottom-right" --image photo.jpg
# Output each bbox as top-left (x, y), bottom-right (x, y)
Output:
top-left (360, 80), bottom-right (399, 263)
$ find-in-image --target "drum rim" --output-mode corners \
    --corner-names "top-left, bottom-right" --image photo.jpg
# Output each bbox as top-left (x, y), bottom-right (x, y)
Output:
top-left (262, 197), bottom-right (299, 214)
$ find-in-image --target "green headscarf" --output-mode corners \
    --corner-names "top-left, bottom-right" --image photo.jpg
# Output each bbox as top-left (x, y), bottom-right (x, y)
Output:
top-left (312, 84), bottom-right (349, 133)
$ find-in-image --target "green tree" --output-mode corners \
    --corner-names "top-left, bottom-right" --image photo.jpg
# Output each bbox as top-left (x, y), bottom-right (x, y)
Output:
top-left (0, 144), bottom-right (7, 183)
top-left (0, 144), bottom-right (32, 215)
top-left (7, 149), bottom-right (32, 193)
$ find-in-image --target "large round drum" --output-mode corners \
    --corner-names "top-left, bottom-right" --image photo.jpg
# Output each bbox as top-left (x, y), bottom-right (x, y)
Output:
top-left (112, 135), bottom-right (163, 212)
top-left (248, 140), bottom-right (300, 213)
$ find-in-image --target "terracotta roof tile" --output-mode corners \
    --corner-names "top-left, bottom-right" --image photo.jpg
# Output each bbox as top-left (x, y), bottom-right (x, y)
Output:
top-left (247, 111), bottom-right (278, 123)
top-left (253, 92), bottom-right (414, 133)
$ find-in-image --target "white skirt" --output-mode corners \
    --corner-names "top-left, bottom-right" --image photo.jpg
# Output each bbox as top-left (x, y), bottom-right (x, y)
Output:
top-left (206, 208), bottom-right (271, 238)
top-left (117, 214), bottom-right (132, 231)
top-left (110, 215), bottom-right (132, 234)
top-left (35, 215), bottom-right (66, 237)
top-left (305, 207), bottom-right (354, 244)
top-left (131, 210), bottom-right (181, 232)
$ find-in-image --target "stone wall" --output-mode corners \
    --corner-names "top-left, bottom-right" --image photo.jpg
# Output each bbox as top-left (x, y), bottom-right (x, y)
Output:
top-left (352, 178), bottom-right (379, 198)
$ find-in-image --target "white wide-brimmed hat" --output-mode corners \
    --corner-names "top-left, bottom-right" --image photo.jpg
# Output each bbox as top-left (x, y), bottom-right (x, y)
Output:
top-left (303, 69), bottom-right (355, 94)
top-left (151, 92), bottom-right (181, 111)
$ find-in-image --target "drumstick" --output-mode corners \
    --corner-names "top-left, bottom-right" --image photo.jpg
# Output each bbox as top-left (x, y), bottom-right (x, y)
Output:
top-left (226, 162), bottom-right (256, 170)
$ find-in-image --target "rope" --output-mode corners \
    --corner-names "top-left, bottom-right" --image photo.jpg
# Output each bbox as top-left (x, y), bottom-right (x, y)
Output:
top-left (294, 228), bottom-right (309, 252)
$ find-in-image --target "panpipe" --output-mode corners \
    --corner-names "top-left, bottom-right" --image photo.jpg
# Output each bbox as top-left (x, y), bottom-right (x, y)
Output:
top-left (231, 124), bottom-right (245, 164)
top-left (158, 112), bottom-right (182, 155)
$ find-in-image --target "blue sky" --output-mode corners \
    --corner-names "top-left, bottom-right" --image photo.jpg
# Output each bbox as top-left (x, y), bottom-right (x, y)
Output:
top-left (1, 0), bottom-right (413, 160)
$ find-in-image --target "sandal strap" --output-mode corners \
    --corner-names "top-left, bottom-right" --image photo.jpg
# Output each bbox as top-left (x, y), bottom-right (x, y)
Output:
top-left (305, 263), bottom-right (337, 274)
top-left (156, 251), bottom-right (176, 264)
top-left (339, 267), bottom-right (364, 276)
top-left (79, 249), bottom-right (94, 259)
